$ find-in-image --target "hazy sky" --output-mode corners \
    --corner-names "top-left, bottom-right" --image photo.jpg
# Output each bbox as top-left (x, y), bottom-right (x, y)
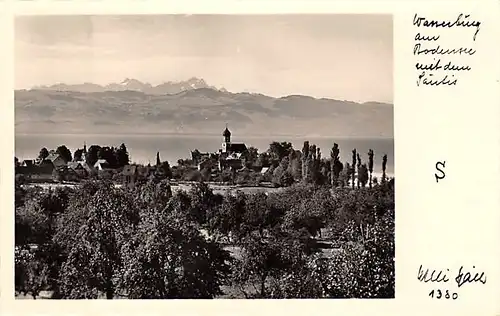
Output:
top-left (15, 15), bottom-right (393, 103)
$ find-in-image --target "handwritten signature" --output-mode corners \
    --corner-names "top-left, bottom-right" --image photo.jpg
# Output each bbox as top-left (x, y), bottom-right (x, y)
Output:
top-left (417, 265), bottom-right (487, 288)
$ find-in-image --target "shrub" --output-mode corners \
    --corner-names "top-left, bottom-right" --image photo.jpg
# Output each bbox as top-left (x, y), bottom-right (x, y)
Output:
top-left (15, 247), bottom-right (50, 299)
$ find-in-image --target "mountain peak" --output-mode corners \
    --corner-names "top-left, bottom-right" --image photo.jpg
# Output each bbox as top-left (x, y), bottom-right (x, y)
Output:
top-left (186, 77), bottom-right (206, 84)
top-left (120, 78), bottom-right (141, 84)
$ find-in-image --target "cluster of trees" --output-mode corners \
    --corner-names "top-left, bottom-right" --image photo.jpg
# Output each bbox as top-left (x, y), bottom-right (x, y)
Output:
top-left (15, 180), bottom-right (229, 299)
top-left (79, 143), bottom-right (130, 167)
top-left (263, 141), bottom-right (389, 189)
top-left (36, 143), bottom-right (130, 168)
top-left (15, 176), bottom-right (394, 299)
top-left (176, 141), bottom-right (390, 190)
top-left (204, 181), bottom-right (394, 298)
top-left (38, 146), bottom-right (73, 163)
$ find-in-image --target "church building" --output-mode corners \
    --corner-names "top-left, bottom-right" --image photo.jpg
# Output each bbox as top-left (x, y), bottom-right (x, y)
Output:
top-left (217, 125), bottom-right (247, 170)
top-left (194, 125), bottom-right (248, 172)
top-left (220, 125), bottom-right (247, 157)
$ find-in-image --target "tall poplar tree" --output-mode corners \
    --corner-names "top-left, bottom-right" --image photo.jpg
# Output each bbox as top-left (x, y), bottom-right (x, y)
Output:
top-left (330, 143), bottom-right (340, 187)
top-left (301, 141), bottom-right (310, 182)
top-left (368, 149), bottom-right (374, 188)
top-left (156, 152), bottom-right (161, 166)
top-left (351, 149), bottom-right (357, 189)
top-left (382, 154), bottom-right (388, 183)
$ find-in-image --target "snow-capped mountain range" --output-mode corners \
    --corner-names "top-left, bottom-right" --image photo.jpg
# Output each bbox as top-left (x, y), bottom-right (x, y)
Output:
top-left (34, 77), bottom-right (227, 95)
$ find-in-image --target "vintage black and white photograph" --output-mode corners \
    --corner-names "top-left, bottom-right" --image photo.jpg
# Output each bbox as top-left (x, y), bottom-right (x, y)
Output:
top-left (14, 14), bottom-right (394, 299)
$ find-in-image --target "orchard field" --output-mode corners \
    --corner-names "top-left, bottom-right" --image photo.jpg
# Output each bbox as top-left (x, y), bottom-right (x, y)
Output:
top-left (15, 175), bottom-right (394, 299)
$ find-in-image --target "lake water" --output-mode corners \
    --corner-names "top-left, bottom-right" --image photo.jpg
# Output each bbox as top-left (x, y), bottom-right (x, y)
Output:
top-left (15, 134), bottom-right (394, 175)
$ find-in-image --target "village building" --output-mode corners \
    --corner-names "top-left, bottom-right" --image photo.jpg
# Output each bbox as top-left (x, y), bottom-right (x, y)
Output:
top-left (260, 166), bottom-right (270, 175)
top-left (220, 126), bottom-right (247, 158)
top-left (15, 143), bottom-right (100, 182)
top-left (122, 165), bottom-right (138, 188)
top-left (21, 159), bottom-right (35, 168)
top-left (37, 159), bottom-right (55, 171)
top-left (191, 151), bottom-right (211, 165)
top-left (198, 158), bottom-right (216, 171)
top-left (67, 161), bottom-right (94, 179)
top-left (194, 125), bottom-right (248, 172)
top-left (122, 164), bottom-right (154, 188)
top-left (81, 162), bottom-right (94, 174)
top-left (53, 165), bottom-right (80, 182)
top-left (94, 159), bottom-right (117, 180)
top-left (15, 154), bottom-right (64, 181)
top-left (137, 165), bottom-right (151, 180)
top-left (218, 157), bottom-right (243, 170)
top-left (94, 159), bottom-right (112, 171)
top-left (218, 126), bottom-right (247, 170)
top-left (67, 161), bottom-right (84, 174)
top-left (15, 163), bottom-right (54, 181)
top-left (43, 152), bottom-right (67, 169)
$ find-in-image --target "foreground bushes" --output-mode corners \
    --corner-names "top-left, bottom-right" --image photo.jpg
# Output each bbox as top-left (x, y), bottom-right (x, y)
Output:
top-left (15, 179), bottom-right (394, 299)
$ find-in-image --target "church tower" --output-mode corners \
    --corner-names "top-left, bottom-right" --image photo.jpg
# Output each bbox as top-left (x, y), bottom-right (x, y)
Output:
top-left (222, 124), bottom-right (231, 153)
top-left (82, 141), bottom-right (87, 163)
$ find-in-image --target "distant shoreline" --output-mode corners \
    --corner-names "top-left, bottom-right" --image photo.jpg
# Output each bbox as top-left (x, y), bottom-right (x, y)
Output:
top-left (15, 134), bottom-right (395, 173)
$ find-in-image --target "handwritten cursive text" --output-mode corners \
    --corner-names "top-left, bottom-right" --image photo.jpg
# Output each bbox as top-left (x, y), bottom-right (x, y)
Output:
top-left (412, 12), bottom-right (480, 87)
top-left (417, 265), bottom-right (450, 283)
top-left (417, 72), bottom-right (457, 86)
top-left (413, 13), bottom-right (481, 41)
top-left (413, 44), bottom-right (476, 56)
top-left (454, 266), bottom-right (487, 288)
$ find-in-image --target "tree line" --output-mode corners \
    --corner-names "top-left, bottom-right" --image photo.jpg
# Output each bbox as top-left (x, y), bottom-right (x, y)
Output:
top-left (174, 141), bottom-right (391, 189)
top-left (241, 141), bottom-right (389, 188)
top-left (33, 143), bottom-right (130, 168)
top-left (21, 141), bottom-right (390, 191)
